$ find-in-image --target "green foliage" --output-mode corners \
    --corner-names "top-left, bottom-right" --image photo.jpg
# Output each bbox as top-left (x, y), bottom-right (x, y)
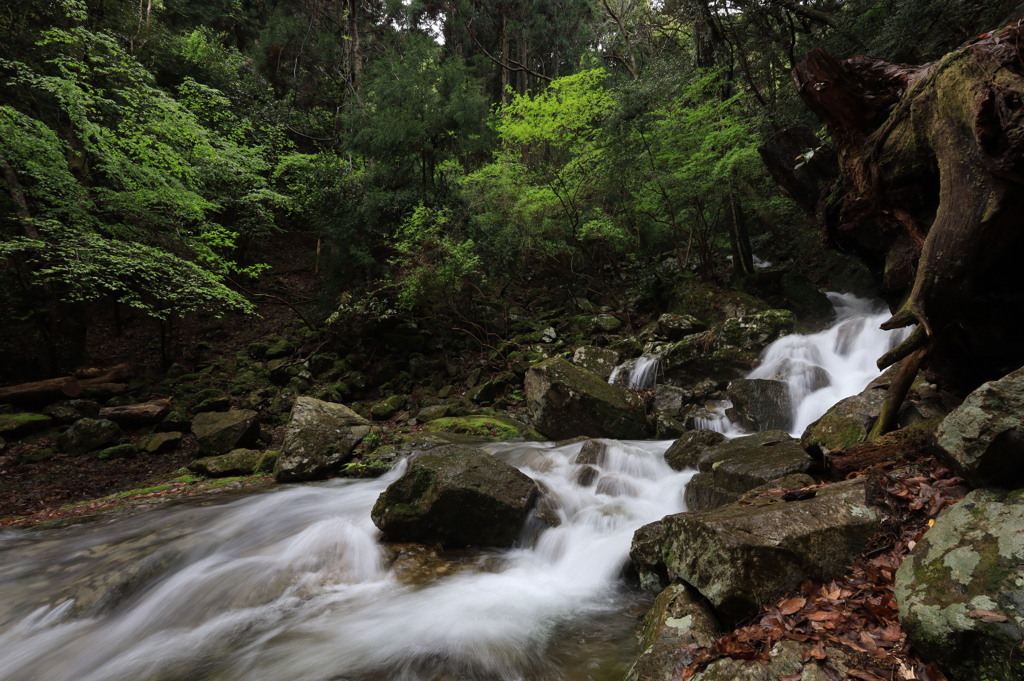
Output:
top-left (388, 204), bottom-right (482, 315)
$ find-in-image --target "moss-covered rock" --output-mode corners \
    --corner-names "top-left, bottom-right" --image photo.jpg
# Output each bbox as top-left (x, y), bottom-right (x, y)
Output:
top-left (624, 584), bottom-right (720, 681)
top-left (570, 346), bottom-right (621, 381)
top-left (632, 478), bottom-right (881, 624)
top-left (425, 414), bottom-right (543, 441)
top-left (370, 394), bottom-right (408, 420)
top-left (371, 444), bottom-right (539, 547)
top-left (683, 430), bottom-right (813, 511)
top-left (895, 488), bottom-right (1024, 681)
top-left (0, 412), bottom-right (52, 438)
top-left (274, 396), bottom-right (371, 482)
top-left (524, 357), bottom-right (648, 440)
top-left (57, 418), bottom-right (121, 453)
top-left (653, 313), bottom-right (707, 341)
top-left (801, 374), bottom-right (889, 457)
top-left (97, 443), bottom-right (140, 460)
top-left (936, 365), bottom-right (1024, 487)
top-left (188, 448), bottom-right (277, 477)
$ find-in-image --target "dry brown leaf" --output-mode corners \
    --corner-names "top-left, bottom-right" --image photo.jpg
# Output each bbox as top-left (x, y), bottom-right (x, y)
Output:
top-left (806, 610), bottom-right (842, 622)
top-left (849, 669), bottom-right (888, 681)
top-left (779, 597), bottom-right (807, 615)
top-left (967, 609), bottom-right (1009, 623)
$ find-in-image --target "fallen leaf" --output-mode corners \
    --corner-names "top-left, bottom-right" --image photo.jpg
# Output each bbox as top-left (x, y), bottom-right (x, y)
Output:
top-left (779, 597), bottom-right (806, 615)
top-left (967, 609), bottom-right (1009, 623)
top-left (849, 669), bottom-right (888, 681)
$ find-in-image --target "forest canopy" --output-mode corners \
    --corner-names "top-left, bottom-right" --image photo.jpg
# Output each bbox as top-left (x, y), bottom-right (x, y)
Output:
top-left (2, 0), bottom-right (1022, 373)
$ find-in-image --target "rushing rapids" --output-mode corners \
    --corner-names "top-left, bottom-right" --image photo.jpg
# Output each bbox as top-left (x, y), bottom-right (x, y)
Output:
top-left (0, 440), bottom-right (695, 681)
top-left (0, 294), bottom-right (910, 681)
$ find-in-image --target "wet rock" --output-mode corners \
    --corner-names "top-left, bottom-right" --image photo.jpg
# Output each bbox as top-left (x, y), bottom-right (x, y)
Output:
top-left (524, 357), bottom-right (647, 440)
top-left (895, 488), bottom-right (1024, 681)
top-left (574, 439), bottom-right (607, 466)
top-left (57, 418), bottom-right (121, 453)
top-left (571, 346), bottom-right (621, 381)
top-left (936, 366), bottom-right (1024, 487)
top-left (189, 448), bottom-right (276, 477)
top-left (624, 584), bottom-right (720, 681)
top-left (801, 372), bottom-right (889, 457)
top-left (371, 444), bottom-right (539, 547)
top-left (191, 409), bottom-right (260, 456)
top-left (726, 378), bottom-right (792, 432)
top-left (0, 412), bottom-right (52, 438)
top-left (652, 385), bottom-right (694, 439)
top-left (632, 478), bottom-right (881, 624)
top-left (684, 430), bottom-right (813, 511)
top-left (275, 397), bottom-right (371, 482)
top-left (663, 430), bottom-right (726, 471)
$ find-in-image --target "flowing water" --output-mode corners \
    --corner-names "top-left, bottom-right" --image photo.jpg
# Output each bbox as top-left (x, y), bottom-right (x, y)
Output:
top-left (0, 440), bottom-right (695, 681)
top-left (697, 293), bottom-right (909, 437)
top-left (0, 293), bottom-right (908, 680)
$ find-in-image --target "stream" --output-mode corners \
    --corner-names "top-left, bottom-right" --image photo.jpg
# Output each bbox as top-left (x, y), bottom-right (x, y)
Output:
top-left (0, 294), bottom-right (907, 681)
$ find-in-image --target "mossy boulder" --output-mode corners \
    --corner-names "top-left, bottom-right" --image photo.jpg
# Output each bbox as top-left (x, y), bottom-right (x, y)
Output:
top-left (663, 430), bottom-right (726, 471)
top-left (371, 444), bottom-right (539, 548)
top-left (370, 394), bottom-right (407, 420)
top-left (191, 410), bottom-right (260, 456)
top-left (189, 448), bottom-right (277, 477)
top-left (936, 366), bottom-right (1024, 487)
top-left (0, 412), bottom-right (52, 438)
top-left (624, 584), bottom-right (720, 681)
top-left (632, 478), bottom-right (881, 624)
top-left (801, 374), bottom-right (889, 457)
top-left (425, 415), bottom-right (542, 441)
top-left (57, 418), bottom-right (121, 453)
top-left (274, 396), bottom-right (371, 482)
top-left (895, 488), bottom-right (1024, 681)
top-left (654, 313), bottom-right (707, 341)
top-left (524, 357), bottom-right (648, 440)
top-left (683, 430), bottom-right (814, 511)
top-left (570, 346), bottom-right (621, 381)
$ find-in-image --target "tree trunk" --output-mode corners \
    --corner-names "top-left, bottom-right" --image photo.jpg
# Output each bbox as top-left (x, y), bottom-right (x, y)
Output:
top-left (781, 23), bottom-right (1024, 411)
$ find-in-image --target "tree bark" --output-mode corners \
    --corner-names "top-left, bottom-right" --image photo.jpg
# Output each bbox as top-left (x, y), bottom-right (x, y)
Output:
top-left (783, 23), bottom-right (1024, 410)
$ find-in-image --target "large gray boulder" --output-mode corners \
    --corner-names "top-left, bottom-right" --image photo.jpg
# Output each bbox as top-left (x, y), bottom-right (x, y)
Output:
top-left (936, 366), bottom-right (1024, 487)
top-left (631, 478), bottom-right (882, 624)
top-left (895, 488), bottom-right (1024, 681)
top-left (188, 449), bottom-right (277, 477)
top-left (570, 346), bottom-right (621, 381)
top-left (651, 385), bottom-right (694, 439)
top-left (192, 409), bottom-right (259, 456)
top-left (726, 378), bottom-right (792, 432)
top-left (684, 430), bottom-right (813, 511)
top-left (275, 397), bottom-right (371, 482)
top-left (371, 444), bottom-right (539, 547)
top-left (524, 357), bottom-right (647, 440)
top-left (623, 584), bottom-right (719, 681)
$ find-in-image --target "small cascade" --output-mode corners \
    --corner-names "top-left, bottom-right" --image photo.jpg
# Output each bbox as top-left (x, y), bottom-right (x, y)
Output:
top-left (608, 354), bottom-right (661, 389)
top-left (748, 292), bottom-right (910, 436)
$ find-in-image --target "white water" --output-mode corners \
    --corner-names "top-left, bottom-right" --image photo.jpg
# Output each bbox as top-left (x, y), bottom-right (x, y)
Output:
top-left (0, 440), bottom-right (695, 681)
top-left (608, 355), bottom-right (660, 390)
top-left (696, 293), bottom-right (909, 437)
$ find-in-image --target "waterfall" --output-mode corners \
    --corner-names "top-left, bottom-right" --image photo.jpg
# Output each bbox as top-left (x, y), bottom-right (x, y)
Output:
top-left (0, 440), bottom-right (695, 681)
top-left (608, 354), bottom-right (660, 389)
top-left (748, 292), bottom-right (910, 436)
